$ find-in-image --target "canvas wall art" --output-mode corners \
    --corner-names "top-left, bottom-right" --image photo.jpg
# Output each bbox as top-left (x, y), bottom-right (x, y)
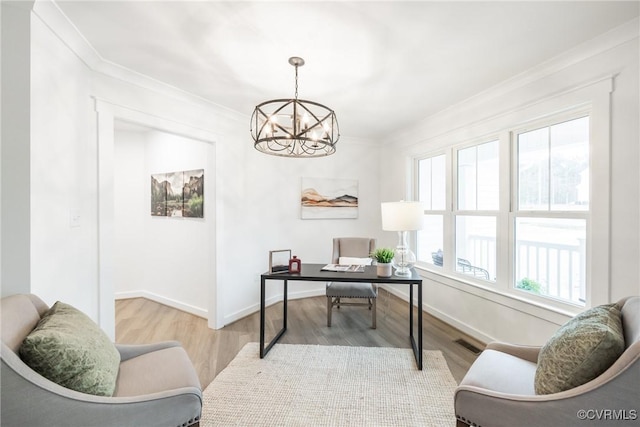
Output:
top-left (150, 169), bottom-right (204, 218)
top-left (301, 177), bottom-right (358, 219)
top-left (182, 169), bottom-right (204, 218)
top-left (166, 171), bottom-right (184, 217)
top-left (151, 173), bottom-right (168, 216)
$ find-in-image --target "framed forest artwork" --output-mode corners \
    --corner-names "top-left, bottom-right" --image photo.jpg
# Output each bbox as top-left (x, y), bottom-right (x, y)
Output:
top-left (150, 169), bottom-right (204, 218)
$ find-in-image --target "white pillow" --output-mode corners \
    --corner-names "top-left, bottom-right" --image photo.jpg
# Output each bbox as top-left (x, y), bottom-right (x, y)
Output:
top-left (339, 256), bottom-right (372, 266)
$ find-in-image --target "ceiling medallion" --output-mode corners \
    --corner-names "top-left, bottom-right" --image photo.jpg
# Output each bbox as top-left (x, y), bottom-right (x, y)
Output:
top-left (250, 57), bottom-right (339, 158)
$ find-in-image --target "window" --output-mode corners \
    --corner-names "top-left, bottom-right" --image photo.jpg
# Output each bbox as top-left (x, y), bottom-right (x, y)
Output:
top-left (455, 215), bottom-right (496, 280)
top-left (514, 116), bottom-right (589, 304)
top-left (458, 141), bottom-right (499, 211)
top-left (455, 140), bottom-right (498, 281)
top-left (517, 117), bottom-right (589, 211)
top-left (416, 155), bottom-right (445, 266)
top-left (414, 111), bottom-right (592, 308)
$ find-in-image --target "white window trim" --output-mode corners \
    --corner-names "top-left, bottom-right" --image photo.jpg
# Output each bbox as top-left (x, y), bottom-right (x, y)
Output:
top-left (413, 76), bottom-right (613, 317)
top-left (509, 109), bottom-right (591, 308)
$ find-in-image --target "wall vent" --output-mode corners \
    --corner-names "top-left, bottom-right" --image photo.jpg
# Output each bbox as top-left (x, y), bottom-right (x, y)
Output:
top-left (454, 338), bottom-right (482, 355)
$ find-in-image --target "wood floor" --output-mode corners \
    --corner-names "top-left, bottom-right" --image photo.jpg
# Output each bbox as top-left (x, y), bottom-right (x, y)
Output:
top-left (115, 289), bottom-right (484, 388)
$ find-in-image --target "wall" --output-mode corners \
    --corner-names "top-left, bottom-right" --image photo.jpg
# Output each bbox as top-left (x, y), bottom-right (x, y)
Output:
top-left (28, 7), bottom-right (99, 318)
top-left (382, 19), bottom-right (640, 345)
top-left (223, 137), bottom-right (382, 323)
top-left (1, 1), bottom-right (34, 297)
top-left (93, 78), bottom-right (381, 330)
top-left (114, 126), bottom-right (211, 317)
top-left (24, 1), bottom-right (382, 334)
top-left (113, 129), bottom-right (146, 301)
top-left (21, 2), bottom-right (636, 346)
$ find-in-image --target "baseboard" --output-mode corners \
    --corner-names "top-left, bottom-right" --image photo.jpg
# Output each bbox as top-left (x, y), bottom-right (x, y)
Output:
top-left (223, 288), bottom-right (325, 326)
top-left (425, 304), bottom-right (494, 345)
top-left (381, 286), bottom-right (494, 344)
top-left (115, 290), bottom-right (208, 319)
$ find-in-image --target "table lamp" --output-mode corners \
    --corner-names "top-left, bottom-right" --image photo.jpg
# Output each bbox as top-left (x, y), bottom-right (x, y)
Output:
top-left (381, 201), bottom-right (424, 277)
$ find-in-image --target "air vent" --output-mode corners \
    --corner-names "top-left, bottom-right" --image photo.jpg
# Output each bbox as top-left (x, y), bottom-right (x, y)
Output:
top-left (454, 338), bottom-right (482, 355)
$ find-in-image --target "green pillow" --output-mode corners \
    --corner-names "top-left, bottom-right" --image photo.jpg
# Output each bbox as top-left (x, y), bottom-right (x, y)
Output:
top-left (19, 301), bottom-right (120, 396)
top-left (534, 303), bottom-right (624, 394)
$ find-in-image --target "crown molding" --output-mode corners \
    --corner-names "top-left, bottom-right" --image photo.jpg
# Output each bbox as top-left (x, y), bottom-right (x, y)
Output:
top-left (32, 0), bottom-right (247, 123)
top-left (386, 16), bottom-right (639, 146)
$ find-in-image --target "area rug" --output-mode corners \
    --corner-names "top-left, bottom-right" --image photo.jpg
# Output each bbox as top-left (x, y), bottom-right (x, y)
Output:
top-left (200, 343), bottom-right (458, 426)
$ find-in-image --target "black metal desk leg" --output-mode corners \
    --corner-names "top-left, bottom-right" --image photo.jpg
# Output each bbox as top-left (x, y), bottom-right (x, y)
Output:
top-left (283, 280), bottom-right (288, 329)
top-left (408, 282), bottom-right (423, 370)
top-left (260, 276), bottom-right (266, 358)
top-left (409, 283), bottom-right (414, 338)
top-left (260, 277), bottom-right (289, 359)
top-left (418, 282), bottom-right (423, 370)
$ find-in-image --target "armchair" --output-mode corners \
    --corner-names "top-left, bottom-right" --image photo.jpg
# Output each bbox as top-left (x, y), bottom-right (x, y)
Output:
top-left (1, 294), bottom-right (202, 427)
top-left (455, 296), bottom-right (640, 427)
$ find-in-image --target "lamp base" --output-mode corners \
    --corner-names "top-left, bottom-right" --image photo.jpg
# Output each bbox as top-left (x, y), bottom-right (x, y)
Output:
top-left (394, 268), bottom-right (412, 277)
top-left (392, 231), bottom-right (416, 277)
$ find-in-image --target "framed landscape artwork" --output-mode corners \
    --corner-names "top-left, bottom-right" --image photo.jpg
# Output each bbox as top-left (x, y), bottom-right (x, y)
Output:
top-left (166, 171), bottom-right (184, 217)
top-left (301, 177), bottom-right (358, 219)
top-left (150, 169), bottom-right (204, 218)
top-left (151, 173), bottom-right (168, 216)
top-left (183, 169), bottom-right (204, 218)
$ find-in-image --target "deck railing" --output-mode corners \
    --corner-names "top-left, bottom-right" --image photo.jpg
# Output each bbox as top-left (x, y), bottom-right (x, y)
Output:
top-left (515, 238), bottom-right (586, 303)
top-left (464, 235), bottom-right (585, 303)
top-left (425, 235), bottom-right (586, 304)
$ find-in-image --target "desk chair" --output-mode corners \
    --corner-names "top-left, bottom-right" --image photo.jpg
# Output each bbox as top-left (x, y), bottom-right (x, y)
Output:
top-left (326, 237), bottom-right (378, 329)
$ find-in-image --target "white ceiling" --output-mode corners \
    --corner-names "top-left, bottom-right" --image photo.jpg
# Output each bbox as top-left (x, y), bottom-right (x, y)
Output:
top-left (56, 1), bottom-right (638, 140)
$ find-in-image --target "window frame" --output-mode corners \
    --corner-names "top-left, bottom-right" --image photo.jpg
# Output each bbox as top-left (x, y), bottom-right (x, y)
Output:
top-left (509, 109), bottom-right (591, 307)
top-left (412, 76), bottom-right (612, 315)
top-left (452, 137), bottom-right (501, 283)
top-left (414, 151), bottom-right (449, 268)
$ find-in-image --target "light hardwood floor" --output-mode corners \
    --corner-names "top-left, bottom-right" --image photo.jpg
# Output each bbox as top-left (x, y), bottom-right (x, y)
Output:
top-left (115, 290), bottom-right (484, 388)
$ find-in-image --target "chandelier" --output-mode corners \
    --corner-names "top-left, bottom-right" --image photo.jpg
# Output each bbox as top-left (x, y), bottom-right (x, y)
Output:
top-left (250, 57), bottom-right (339, 157)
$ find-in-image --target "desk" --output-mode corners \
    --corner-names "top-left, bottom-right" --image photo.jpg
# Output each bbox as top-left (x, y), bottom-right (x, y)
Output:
top-left (260, 263), bottom-right (424, 369)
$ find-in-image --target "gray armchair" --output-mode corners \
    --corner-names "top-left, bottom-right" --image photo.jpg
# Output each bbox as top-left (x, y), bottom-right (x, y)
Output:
top-left (455, 296), bottom-right (640, 427)
top-left (326, 237), bottom-right (378, 329)
top-left (1, 294), bottom-right (202, 427)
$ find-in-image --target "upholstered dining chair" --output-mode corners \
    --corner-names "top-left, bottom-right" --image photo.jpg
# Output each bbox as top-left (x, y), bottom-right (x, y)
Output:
top-left (326, 237), bottom-right (378, 329)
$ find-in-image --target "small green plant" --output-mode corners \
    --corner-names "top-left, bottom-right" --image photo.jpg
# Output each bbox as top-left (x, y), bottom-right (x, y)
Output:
top-left (370, 248), bottom-right (395, 264)
top-left (516, 277), bottom-right (542, 294)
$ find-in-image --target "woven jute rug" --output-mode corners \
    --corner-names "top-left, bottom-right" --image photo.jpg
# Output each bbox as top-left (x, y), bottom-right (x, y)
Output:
top-left (201, 342), bottom-right (457, 426)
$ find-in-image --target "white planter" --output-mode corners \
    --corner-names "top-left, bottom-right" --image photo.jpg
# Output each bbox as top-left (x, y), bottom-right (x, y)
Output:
top-left (376, 263), bottom-right (392, 278)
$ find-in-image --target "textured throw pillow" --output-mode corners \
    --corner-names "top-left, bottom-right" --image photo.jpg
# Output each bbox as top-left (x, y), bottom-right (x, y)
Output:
top-left (19, 301), bottom-right (120, 396)
top-left (534, 303), bottom-right (624, 395)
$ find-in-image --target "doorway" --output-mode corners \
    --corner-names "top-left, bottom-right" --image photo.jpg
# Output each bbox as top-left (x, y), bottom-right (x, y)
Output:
top-left (95, 99), bottom-right (219, 338)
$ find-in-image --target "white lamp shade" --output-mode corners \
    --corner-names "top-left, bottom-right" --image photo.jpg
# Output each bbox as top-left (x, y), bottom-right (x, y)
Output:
top-left (381, 201), bottom-right (424, 231)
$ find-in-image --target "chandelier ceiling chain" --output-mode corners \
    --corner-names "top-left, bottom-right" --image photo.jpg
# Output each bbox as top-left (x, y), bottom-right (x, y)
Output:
top-left (250, 56), bottom-right (340, 158)
top-left (294, 61), bottom-right (298, 100)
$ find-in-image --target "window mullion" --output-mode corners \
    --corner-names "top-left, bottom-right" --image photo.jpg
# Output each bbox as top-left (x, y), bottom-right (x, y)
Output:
top-left (496, 131), bottom-right (511, 291)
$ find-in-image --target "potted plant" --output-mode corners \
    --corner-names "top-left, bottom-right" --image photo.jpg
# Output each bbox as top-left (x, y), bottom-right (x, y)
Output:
top-left (370, 248), bottom-right (395, 278)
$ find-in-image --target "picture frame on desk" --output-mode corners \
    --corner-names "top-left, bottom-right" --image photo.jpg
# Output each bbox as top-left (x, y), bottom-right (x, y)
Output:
top-left (269, 249), bottom-right (291, 274)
